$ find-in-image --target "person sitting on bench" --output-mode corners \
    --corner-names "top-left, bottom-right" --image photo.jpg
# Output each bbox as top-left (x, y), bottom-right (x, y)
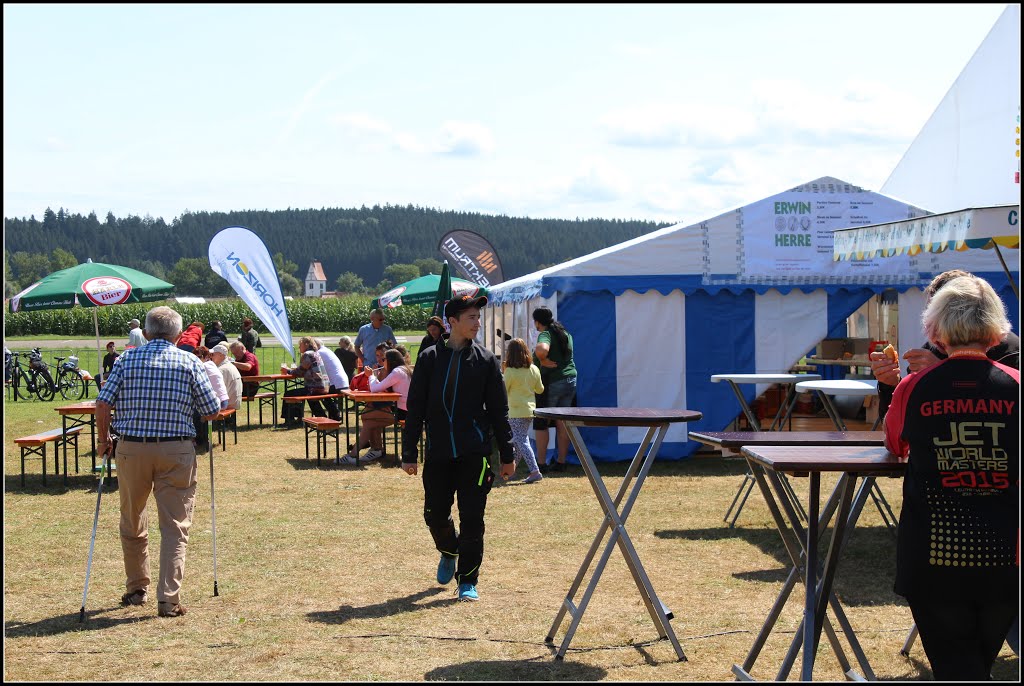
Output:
top-left (280, 336), bottom-right (329, 427)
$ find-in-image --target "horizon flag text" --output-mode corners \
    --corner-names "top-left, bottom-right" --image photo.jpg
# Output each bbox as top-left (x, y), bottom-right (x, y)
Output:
top-left (208, 226), bottom-right (294, 359)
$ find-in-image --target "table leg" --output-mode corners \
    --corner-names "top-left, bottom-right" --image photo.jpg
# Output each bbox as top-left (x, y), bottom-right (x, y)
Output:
top-left (724, 471), bottom-right (756, 527)
top-left (726, 380), bottom-right (762, 431)
top-left (63, 414), bottom-right (70, 475)
top-left (766, 383), bottom-right (795, 431)
top-left (549, 423), bottom-right (685, 662)
top-left (800, 474), bottom-right (821, 680)
top-left (738, 466), bottom-right (856, 679)
top-left (815, 391), bottom-right (848, 432)
top-left (773, 475), bottom-right (872, 682)
top-left (806, 475), bottom-right (857, 680)
top-left (547, 427), bottom-right (656, 649)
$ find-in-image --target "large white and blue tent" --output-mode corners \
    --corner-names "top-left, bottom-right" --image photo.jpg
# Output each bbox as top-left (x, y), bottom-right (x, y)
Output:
top-left (482, 177), bottom-right (1019, 463)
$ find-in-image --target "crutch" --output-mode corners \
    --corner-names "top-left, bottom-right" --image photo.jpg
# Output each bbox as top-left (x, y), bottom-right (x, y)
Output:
top-left (79, 441), bottom-right (113, 622)
top-left (209, 419), bottom-right (220, 596)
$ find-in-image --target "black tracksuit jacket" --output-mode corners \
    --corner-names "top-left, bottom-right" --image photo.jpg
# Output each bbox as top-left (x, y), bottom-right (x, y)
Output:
top-left (402, 339), bottom-right (514, 465)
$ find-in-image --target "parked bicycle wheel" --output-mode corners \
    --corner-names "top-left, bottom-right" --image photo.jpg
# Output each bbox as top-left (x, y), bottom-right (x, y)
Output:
top-left (12, 368), bottom-right (33, 401)
top-left (59, 369), bottom-right (87, 401)
top-left (34, 368), bottom-right (56, 401)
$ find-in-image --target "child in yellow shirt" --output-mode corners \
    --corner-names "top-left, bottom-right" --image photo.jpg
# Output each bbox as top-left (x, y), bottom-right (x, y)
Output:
top-left (502, 338), bottom-right (545, 483)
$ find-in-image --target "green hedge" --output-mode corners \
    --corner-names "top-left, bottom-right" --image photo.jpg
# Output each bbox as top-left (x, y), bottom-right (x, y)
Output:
top-left (3, 295), bottom-right (431, 337)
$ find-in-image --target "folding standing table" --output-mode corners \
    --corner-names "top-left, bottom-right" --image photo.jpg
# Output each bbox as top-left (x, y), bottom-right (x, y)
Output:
top-left (534, 406), bottom-right (702, 662)
top-left (787, 379), bottom-right (897, 531)
top-left (734, 445), bottom-right (905, 681)
top-left (709, 374), bottom-right (821, 527)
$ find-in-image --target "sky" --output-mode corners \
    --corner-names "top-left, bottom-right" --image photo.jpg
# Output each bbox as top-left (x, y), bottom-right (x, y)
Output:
top-left (2, 3), bottom-right (1012, 228)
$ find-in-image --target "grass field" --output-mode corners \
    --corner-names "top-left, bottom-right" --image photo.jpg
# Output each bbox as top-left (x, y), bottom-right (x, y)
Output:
top-left (3, 382), bottom-right (1019, 681)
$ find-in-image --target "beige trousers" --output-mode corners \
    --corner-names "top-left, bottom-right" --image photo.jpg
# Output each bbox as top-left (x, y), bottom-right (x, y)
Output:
top-left (117, 438), bottom-right (198, 605)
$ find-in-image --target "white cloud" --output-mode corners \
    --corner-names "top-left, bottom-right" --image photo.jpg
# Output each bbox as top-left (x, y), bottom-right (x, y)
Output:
top-left (433, 121), bottom-right (495, 157)
top-left (330, 114), bottom-right (494, 157)
top-left (567, 157), bottom-right (631, 202)
top-left (332, 113), bottom-right (394, 136)
top-left (600, 76), bottom-right (932, 153)
top-left (600, 103), bottom-right (760, 148)
top-left (278, 71), bottom-right (336, 145)
top-left (44, 136), bottom-right (67, 151)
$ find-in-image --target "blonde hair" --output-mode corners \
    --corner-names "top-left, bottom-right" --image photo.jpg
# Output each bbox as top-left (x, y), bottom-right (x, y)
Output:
top-left (922, 275), bottom-right (1010, 349)
top-left (503, 338), bottom-right (532, 371)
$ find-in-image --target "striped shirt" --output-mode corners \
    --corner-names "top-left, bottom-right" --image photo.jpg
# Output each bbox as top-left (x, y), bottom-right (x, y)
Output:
top-left (98, 338), bottom-right (221, 438)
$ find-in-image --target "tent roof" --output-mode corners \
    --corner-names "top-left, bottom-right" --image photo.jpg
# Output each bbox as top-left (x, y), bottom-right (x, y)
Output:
top-left (489, 176), bottom-right (936, 305)
top-left (881, 5), bottom-right (1020, 212)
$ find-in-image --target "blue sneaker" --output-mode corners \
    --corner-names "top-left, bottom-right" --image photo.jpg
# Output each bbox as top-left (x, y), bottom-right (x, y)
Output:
top-left (436, 554), bottom-right (457, 585)
top-left (458, 583), bottom-right (479, 602)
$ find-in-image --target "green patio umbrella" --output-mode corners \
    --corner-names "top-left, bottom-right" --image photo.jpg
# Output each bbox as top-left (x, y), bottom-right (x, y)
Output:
top-left (9, 259), bottom-right (175, 374)
top-left (371, 270), bottom-right (487, 310)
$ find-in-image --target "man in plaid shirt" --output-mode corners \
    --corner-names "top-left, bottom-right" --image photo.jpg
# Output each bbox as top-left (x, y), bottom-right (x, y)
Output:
top-left (97, 306), bottom-right (221, 618)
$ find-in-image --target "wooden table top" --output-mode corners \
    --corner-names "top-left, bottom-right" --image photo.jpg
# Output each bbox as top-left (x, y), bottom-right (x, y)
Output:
top-left (534, 407), bottom-right (703, 427)
top-left (248, 374), bottom-right (293, 382)
top-left (340, 389), bottom-right (401, 403)
top-left (56, 400), bottom-right (97, 415)
top-left (689, 431), bottom-right (884, 449)
top-left (740, 445), bottom-right (905, 475)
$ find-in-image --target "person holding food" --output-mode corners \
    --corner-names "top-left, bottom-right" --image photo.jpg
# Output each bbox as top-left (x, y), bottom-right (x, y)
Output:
top-left (870, 269), bottom-right (1019, 420)
top-left (883, 274), bottom-right (1018, 680)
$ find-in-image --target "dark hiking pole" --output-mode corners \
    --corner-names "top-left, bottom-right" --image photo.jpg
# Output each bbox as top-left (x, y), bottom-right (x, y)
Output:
top-left (80, 440), bottom-right (113, 622)
top-left (209, 418), bottom-right (219, 596)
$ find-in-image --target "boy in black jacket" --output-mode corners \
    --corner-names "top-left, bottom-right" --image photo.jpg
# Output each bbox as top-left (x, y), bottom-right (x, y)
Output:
top-left (402, 294), bottom-right (516, 602)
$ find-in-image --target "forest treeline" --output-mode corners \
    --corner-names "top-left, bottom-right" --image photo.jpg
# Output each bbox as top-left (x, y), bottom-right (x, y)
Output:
top-left (4, 205), bottom-right (667, 297)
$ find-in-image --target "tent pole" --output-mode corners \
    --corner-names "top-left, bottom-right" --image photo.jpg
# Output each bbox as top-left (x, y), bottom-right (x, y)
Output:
top-left (93, 308), bottom-right (102, 376)
top-left (992, 244), bottom-right (1019, 299)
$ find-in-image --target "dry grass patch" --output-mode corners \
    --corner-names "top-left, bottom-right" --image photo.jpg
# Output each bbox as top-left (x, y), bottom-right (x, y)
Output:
top-left (4, 401), bottom-right (1019, 681)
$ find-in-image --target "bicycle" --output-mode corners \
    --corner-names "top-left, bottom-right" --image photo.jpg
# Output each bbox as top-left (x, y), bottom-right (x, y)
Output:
top-left (7, 348), bottom-right (56, 401)
top-left (52, 355), bottom-right (88, 401)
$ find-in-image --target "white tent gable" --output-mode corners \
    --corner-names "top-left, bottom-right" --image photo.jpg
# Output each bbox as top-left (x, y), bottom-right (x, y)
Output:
top-left (882, 4), bottom-right (1021, 212)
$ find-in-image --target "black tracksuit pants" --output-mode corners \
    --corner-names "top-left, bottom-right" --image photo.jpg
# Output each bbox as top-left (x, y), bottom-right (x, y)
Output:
top-left (422, 454), bottom-right (495, 586)
top-left (907, 594), bottom-right (1017, 680)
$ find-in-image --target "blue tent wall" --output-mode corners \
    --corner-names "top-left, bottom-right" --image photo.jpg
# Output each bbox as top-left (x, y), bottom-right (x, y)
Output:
top-left (682, 290), bottom-right (757, 454)
top-left (530, 278), bottom-right (1016, 463)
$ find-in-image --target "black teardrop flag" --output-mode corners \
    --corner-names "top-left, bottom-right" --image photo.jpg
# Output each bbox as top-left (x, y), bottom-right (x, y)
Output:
top-left (437, 230), bottom-right (504, 287)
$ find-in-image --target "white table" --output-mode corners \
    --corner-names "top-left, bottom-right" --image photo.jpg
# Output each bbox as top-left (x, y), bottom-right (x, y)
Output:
top-left (788, 379), bottom-right (896, 532)
top-left (710, 373), bottom-right (821, 527)
top-left (791, 379), bottom-right (879, 432)
top-left (711, 373), bottom-right (822, 432)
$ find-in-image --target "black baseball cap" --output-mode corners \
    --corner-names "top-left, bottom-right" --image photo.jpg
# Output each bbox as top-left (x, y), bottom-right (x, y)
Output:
top-left (445, 294), bottom-right (488, 319)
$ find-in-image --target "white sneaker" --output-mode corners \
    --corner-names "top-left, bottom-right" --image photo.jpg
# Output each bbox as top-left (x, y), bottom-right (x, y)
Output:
top-left (363, 449), bottom-right (383, 461)
top-left (339, 454), bottom-right (360, 466)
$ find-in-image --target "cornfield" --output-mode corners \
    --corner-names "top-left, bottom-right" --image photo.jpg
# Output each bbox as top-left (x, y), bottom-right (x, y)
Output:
top-left (3, 295), bottom-right (431, 336)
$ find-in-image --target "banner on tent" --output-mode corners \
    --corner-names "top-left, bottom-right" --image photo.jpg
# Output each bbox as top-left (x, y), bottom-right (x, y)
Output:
top-left (741, 188), bottom-right (925, 283)
top-left (438, 230), bottom-right (505, 287)
top-left (208, 226), bottom-right (295, 359)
